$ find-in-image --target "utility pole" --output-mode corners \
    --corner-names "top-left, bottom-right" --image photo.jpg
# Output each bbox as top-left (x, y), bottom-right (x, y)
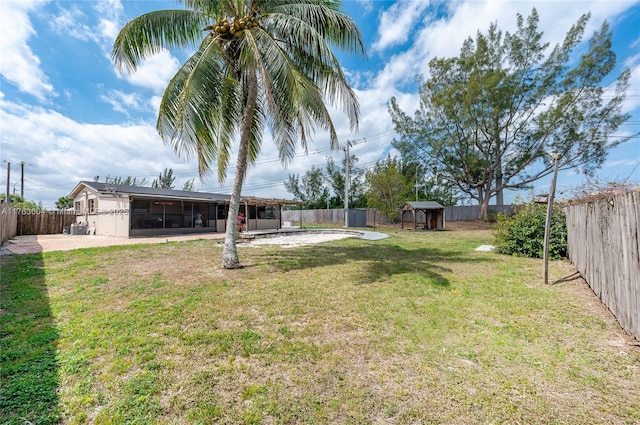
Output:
top-left (344, 140), bottom-right (351, 227)
top-left (4, 162), bottom-right (9, 205)
top-left (415, 167), bottom-right (420, 201)
top-left (20, 161), bottom-right (24, 198)
top-left (343, 138), bottom-right (366, 227)
top-left (543, 153), bottom-right (561, 285)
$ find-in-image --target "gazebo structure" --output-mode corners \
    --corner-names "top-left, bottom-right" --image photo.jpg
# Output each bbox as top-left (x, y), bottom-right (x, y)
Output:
top-left (401, 201), bottom-right (445, 230)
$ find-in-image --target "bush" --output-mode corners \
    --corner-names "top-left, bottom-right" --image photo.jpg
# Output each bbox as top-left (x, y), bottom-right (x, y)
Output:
top-left (485, 209), bottom-right (500, 223)
top-left (492, 203), bottom-right (567, 259)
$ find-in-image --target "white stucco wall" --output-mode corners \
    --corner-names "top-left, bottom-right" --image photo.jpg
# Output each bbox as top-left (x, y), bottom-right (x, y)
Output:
top-left (91, 196), bottom-right (130, 237)
top-left (255, 219), bottom-right (279, 230)
top-left (72, 193), bottom-right (130, 237)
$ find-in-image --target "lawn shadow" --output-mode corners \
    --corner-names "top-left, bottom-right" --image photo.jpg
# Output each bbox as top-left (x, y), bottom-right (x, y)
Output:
top-left (552, 271), bottom-right (583, 285)
top-left (0, 253), bottom-right (61, 424)
top-left (252, 238), bottom-right (498, 286)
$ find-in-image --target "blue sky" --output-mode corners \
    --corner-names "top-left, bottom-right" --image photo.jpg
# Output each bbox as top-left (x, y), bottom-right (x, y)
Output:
top-left (1, 0), bottom-right (639, 209)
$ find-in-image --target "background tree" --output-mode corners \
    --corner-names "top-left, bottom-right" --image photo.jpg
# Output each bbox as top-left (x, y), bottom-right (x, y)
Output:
top-left (365, 155), bottom-right (411, 222)
top-left (325, 155), bottom-right (366, 208)
top-left (151, 168), bottom-right (175, 189)
top-left (55, 196), bottom-right (74, 209)
top-left (0, 194), bottom-right (43, 211)
top-left (389, 9), bottom-right (632, 219)
top-left (285, 165), bottom-right (330, 209)
top-left (182, 179), bottom-right (196, 191)
top-left (113, 0), bottom-right (363, 268)
top-left (108, 176), bottom-right (148, 186)
top-left (399, 159), bottom-right (462, 206)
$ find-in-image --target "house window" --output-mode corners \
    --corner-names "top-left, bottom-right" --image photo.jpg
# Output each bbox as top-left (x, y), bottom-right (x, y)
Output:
top-left (257, 206), bottom-right (277, 219)
top-left (131, 200), bottom-right (149, 213)
top-left (74, 201), bottom-right (82, 213)
top-left (217, 205), bottom-right (228, 219)
top-left (88, 199), bottom-right (97, 213)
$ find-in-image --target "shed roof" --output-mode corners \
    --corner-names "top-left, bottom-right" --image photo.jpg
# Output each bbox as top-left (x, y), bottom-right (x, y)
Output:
top-left (403, 201), bottom-right (444, 210)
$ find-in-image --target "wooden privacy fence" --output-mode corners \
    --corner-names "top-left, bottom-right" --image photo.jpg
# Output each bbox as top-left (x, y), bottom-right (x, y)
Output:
top-left (15, 210), bottom-right (76, 236)
top-left (282, 208), bottom-right (347, 224)
top-left (444, 204), bottom-right (513, 221)
top-left (282, 205), bottom-right (514, 225)
top-left (565, 190), bottom-right (640, 341)
top-left (282, 208), bottom-right (389, 225)
top-left (1, 204), bottom-right (18, 245)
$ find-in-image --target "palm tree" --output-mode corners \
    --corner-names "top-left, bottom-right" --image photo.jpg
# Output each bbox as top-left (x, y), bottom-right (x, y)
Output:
top-left (112, 0), bottom-right (364, 268)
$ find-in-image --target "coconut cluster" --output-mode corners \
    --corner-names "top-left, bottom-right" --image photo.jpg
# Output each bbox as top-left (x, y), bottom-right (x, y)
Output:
top-left (213, 16), bottom-right (259, 38)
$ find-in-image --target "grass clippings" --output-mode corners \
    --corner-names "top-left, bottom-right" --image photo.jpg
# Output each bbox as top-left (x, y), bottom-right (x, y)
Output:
top-left (1, 226), bottom-right (638, 424)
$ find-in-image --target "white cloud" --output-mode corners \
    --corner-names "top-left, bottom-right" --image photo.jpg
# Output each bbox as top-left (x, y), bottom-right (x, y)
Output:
top-left (371, 0), bottom-right (432, 53)
top-left (0, 99), bottom-right (192, 207)
top-left (51, 7), bottom-right (90, 41)
top-left (124, 50), bottom-right (181, 93)
top-left (620, 51), bottom-right (640, 113)
top-left (0, 0), bottom-right (56, 102)
top-left (355, 0), bottom-right (376, 14)
top-left (94, 0), bottom-right (124, 43)
top-left (100, 89), bottom-right (148, 115)
top-left (98, 17), bottom-right (120, 43)
top-left (370, 0), bottom-right (640, 98)
top-left (50, 0), bottom-right (123, 50)
top-left (149, 95), bottom-right (163, 115)
top-left (605, 158), bottom-right (640, 168)
top-left (47, 1), bottom-right (176, 115)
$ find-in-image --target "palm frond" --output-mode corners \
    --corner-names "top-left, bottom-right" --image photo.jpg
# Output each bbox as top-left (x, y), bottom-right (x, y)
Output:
top-left (120, 0), bottom-right (362, 178)
top-left (112, 9), bottom-right (209, 75)
top-left (265, 0), bottom-right (365, 56)
top-left (246, 8), bottom-right (349, 155)
top-left (157, 34), bottom-right (241, 178)
top-left (261, 3), bottom-right (362, 131)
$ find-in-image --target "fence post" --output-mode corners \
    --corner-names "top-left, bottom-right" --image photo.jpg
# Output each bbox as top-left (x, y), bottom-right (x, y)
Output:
top-left (543, 153), bottom-right (560, 285)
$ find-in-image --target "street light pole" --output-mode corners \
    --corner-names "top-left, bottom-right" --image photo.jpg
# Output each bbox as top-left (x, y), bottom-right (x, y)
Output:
top-left (543, 153), bottom-right (560, 285)
top-left (20, 161), bottom-right (24, 199)
top-left (4, 162), bottom-right (10, 205)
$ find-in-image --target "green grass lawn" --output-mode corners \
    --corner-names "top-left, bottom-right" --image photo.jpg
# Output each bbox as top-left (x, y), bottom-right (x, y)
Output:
top-left (1, 227), bottom-right (639, 424)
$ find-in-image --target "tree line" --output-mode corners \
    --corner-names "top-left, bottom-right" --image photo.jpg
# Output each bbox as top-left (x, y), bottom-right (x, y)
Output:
top-left (97, 168), bottom-right (196, 191)
top-left (288, 8), bottom-right (633, 221)
top-left (284, 153), bottom-right (462, 222)
top-left (389, 9), bottom-right (632, 219)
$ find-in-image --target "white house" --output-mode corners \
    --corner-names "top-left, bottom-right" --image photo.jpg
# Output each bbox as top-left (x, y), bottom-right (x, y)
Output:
top-left (68, 181), bottom-right (299, 237)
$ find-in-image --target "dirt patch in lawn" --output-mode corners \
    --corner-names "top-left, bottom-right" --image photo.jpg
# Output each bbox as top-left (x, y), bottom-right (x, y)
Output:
top-left (446, 220), bottom-right (495, 231)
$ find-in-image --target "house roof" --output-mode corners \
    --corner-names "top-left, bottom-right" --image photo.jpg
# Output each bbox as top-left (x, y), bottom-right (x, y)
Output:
top-left (69, 181), bottom-right (230, 202)
top-left (403, 201), bottom-right (444, 210)
top-left (69, 181), bottom-right (303, 206)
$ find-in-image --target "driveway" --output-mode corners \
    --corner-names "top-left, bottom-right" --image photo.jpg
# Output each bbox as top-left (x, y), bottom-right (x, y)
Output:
top-left (0, 233), bottom-right (225, 255)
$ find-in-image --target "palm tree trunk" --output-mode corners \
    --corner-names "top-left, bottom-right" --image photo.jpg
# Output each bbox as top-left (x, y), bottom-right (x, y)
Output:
top-left (221, 73), bottom-right (259, 269)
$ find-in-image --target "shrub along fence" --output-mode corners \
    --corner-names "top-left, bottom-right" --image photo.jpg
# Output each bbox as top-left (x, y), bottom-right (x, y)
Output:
top-left (565, 190), bottom-right (639, 341)
top-left (282, 205), bottom-right (513, 225)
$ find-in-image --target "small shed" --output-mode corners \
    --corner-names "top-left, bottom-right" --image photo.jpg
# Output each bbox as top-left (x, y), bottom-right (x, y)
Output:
top-left (401, 201), bottom-right (445, 230)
